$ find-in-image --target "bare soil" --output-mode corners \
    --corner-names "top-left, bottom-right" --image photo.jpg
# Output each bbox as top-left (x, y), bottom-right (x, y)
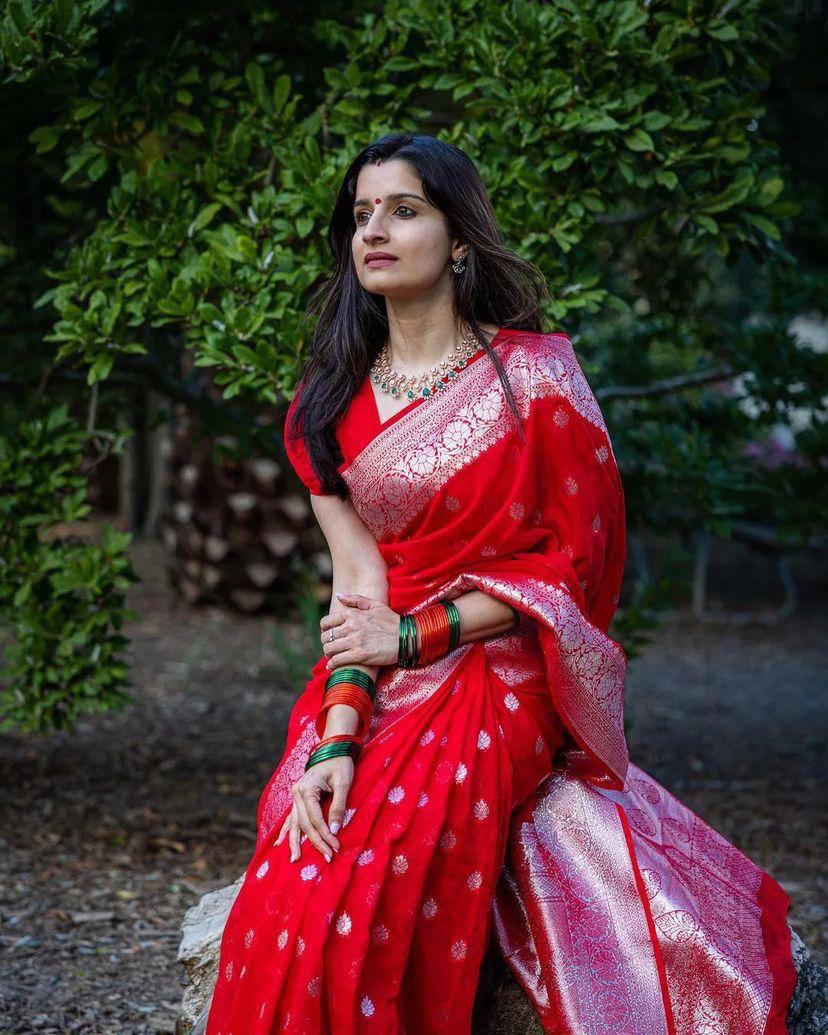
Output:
top-left (0, 539), bottom-right (825, 1034)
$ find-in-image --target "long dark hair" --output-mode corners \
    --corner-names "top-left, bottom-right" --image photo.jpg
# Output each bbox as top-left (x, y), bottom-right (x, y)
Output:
top-left (287, 132), bottom-right (550, 498)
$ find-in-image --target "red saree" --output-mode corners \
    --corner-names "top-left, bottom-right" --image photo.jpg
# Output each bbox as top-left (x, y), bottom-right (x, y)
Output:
top-left (206, 328), bottom-right (796, 1034)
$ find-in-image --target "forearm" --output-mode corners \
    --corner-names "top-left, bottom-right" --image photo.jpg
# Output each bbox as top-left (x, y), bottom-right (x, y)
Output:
top-left (451, 589), bottom-right (519, 643)
top-left (321, 565), bottom-right (388, 739)
top-left (321, 583), bottom-right (516, 739)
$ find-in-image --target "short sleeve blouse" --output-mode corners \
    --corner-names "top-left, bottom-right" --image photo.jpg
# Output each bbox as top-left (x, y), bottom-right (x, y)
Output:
top-left (283, 389), bottom-right (334, 496)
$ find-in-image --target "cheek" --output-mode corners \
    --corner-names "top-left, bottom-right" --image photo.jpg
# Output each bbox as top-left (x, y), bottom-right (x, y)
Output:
top-left (402, 224), bottom-right (451, 272)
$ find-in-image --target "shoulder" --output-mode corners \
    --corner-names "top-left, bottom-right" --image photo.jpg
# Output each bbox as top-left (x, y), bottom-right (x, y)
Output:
top-left (508, 330), bottom-right (608, 434)
top-left (498, 327), bottom-right (574, 358)
top-left (500, 328), bottom-right (579, 382)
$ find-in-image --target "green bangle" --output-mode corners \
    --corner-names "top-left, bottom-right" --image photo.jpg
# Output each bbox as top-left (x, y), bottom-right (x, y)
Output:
top-left (439, 599), bottom-right (462, 649)
top-left (305, 739), bottom-right (361, 771)
top-left (324, 667), bottom-right (376, 704)
top-left (406, 613), bottom-right (418, 666)
top-left (325, 666), bottom-right (376, 692)
top-left (307, 743), bottom-right (358, 766)
top-left (404, 614), bottom-right (412, 666)
top-left (398, 614), bottom-right (408, 666)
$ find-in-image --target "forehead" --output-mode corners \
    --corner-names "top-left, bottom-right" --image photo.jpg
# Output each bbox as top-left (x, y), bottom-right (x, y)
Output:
top-left (354, 158), bottom-right (422, 199)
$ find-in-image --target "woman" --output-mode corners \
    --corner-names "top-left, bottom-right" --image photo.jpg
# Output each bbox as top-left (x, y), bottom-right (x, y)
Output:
top-left (205, 133), bottom-right (796, 1034)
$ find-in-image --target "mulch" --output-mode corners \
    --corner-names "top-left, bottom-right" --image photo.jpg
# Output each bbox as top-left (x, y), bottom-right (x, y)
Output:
top-left (0, 539), bottom-right (825, 1033)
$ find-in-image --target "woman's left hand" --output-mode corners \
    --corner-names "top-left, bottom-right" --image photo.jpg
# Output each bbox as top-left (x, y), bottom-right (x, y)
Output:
top-left (320, 592), bottom-right (400, 670)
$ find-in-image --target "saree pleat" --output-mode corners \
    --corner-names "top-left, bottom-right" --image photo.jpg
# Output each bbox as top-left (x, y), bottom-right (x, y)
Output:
top-left (207, 627), bottom-right (566, 1034)
top-left (206, 328), bottom-right (796, 1034)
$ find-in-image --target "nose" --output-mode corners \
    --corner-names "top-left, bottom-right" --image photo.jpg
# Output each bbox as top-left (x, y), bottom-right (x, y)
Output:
top-left (361, 209), bottom-right (389, 243)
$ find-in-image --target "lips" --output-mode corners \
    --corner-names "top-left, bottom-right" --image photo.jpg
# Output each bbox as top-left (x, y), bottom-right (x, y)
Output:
top-left (365, 253), bottom-right (398, 267)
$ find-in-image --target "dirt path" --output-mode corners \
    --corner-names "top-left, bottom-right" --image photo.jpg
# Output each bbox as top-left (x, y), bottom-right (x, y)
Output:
top-left (0, 540), bottom-right (825, 1033)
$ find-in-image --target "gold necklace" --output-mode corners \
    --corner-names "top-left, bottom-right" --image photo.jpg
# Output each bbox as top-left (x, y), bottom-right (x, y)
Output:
top-left (369, 325), bottom-right (482, 403)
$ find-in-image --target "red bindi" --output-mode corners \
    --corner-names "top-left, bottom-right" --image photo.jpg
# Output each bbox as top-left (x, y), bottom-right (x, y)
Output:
top-left (375, 197), bottom-right (382, 204)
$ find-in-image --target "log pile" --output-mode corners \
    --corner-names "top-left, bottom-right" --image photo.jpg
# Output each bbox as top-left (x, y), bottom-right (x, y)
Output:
top-left (158, 404), bottom-right (331, 613)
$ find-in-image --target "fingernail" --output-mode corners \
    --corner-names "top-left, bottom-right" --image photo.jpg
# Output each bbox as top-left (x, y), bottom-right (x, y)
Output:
top-left (330, 821), bottom-right (340, 834)
top-left (324, 853), bottom-right (331, 863)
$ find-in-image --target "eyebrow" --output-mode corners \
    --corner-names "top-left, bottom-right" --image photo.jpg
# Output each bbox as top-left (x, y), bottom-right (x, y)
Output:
top-left (352, 191), bottom-right (427, 209)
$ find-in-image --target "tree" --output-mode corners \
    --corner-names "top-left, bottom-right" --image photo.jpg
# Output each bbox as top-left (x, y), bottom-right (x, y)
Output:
top-left (1, 0), bottom-right (826, 732)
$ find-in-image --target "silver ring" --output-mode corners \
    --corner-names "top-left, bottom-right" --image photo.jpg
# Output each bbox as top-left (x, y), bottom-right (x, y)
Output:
top-left (328, 629), bottom-right (335, 643)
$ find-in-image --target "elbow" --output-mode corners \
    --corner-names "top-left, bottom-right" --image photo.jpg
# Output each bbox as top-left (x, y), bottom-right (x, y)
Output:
top-left (333, 561), bottom-right (389, 602)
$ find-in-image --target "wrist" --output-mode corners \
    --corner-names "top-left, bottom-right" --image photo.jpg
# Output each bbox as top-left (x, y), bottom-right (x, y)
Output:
top-left (398, 600), bottom-right (461, 667)
top-left (323, 703), bottom-right (361, 738)
top-left (315, 665), bottom-right (378, 743)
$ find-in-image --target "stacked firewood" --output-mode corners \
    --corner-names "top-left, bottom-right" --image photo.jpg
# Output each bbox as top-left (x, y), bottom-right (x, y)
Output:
top-left (157, 403), bottom-right (331, 612)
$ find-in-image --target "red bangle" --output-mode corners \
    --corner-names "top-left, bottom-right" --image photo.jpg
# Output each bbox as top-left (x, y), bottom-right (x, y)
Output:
top-left (315, 684), bottom-right (373, 740)
top-left (318, 732), bottom-right (365, 747)
top-left (416, 603), bottom-right (452, 663)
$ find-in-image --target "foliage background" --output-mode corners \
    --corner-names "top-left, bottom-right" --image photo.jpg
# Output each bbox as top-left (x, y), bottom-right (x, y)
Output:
top-left (1, 0), bottom-right (826, 732)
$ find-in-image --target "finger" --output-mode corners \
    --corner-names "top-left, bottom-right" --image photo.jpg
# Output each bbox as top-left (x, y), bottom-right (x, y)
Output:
top-left (274, 808), bottom-right (291, 845)
top-left (295, 789), bottom-right (333, 862)
top-left (325, 638), bottom-right (351, 659)
top-left (326, 650), bottom-right (357, 670)
top-left (288, 809), bottom-right (301, 862)
top-left (336, 592), bottom-right (372, 608)
top-left (303, 780), bottom-right (341, 854)
top-left (320, 613), bottom-right (347, 632)
top-left (294, 789), bottom-right (333, 862)
top-left (327, 770), bottom-right (351, 836)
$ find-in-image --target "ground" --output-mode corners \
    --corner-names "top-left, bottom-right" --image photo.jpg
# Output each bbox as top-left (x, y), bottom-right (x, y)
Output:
top-left (0, 539), bottom-right (825, 1034)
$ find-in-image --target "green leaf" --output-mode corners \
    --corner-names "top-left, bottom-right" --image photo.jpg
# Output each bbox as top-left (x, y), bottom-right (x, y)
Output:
top-left (655, 169), bottom-right (679, 189)
top-left (295, 216), bottom-right (314, 238)
top-left (579, 114), bottom-right (624, 133)
top-left (74, 99), bottom-right (103, 121)
top-left (745, 213), bottom-right (781, 241)
top-left (29, 125), bottom-right (62, 154)
top-left (699, 172), bottom-right (754, 214)
top-left (624, 128), bottom-right (656, 153)
top-left (87, 354), bottom-right (114, 384)
top-left (273, 74), bottom-right (291, 112)
top-left (169, 111), bottom-right (205, 134)
top-left (706, 23), bottom-right (739, 42)
top-left (245, 61), bottom-right (267, 107)
top-left (189, 203), bottom-right (222, 236)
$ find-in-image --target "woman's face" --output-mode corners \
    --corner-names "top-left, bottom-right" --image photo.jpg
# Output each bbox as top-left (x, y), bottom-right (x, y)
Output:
top-left (351, 158), bottom-right (463, 301)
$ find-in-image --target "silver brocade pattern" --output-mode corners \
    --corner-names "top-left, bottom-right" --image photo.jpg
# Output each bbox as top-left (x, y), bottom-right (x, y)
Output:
top-left (492, 753), bottom-right (778, 1034)
top-left (416, 570), bottom-right (629, 790)
top-left (342, 333), bottom-right (613, 541)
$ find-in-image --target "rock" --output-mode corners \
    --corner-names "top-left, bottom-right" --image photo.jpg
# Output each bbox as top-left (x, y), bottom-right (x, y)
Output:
top-left (177, 881), bottom-right (827, 1033)
top-left (175, 876), bottom-right (243, 1035)
top-left (788, 927), bottom-right (828, 1035)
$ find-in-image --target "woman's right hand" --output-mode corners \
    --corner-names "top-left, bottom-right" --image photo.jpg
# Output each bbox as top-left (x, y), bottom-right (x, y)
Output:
top-left (274, 755), bottom-right (354, 864)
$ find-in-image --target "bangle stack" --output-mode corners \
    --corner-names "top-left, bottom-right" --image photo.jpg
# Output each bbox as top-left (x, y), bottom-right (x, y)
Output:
top-left (398, 599), bottom-right (462, 667)
top-left (306, 667), bottom-right (377, 772)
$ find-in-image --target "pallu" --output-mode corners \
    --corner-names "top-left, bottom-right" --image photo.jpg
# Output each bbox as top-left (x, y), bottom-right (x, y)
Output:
top-left (206, 328), bottom-right (796, 1034)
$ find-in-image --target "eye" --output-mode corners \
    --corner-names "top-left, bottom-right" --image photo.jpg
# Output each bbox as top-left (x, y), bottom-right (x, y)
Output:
top-left (354, 205), bottom-right (416, 224)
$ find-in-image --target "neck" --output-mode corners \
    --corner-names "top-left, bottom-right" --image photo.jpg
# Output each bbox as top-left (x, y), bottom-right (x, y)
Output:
top-left (383, 306), bottom-right (467, 373)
